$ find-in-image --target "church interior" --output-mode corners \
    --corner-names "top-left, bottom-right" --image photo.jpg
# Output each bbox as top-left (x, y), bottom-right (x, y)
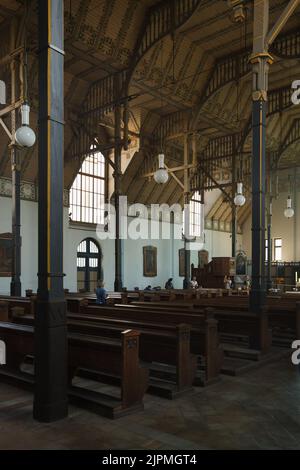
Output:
top-left (0, 0), bottom-right (300, 452)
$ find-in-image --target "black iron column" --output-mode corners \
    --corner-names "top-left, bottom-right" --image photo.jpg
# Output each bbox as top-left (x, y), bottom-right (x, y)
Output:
top-left (10, 19), bottom-right (21, 297)
top-left (266, 160), bottom-right (272, 291)
top-left (114, 73), bottom-right (123, 292)
top-left (10, 145), bottom-right (21, 297)
top-left (231, 204), bottom-right (237, 258)
top-left (249, 97), bottom-right (267, 312)
top-left (183, 192), bottom-right (191, 290)
top-left (33, 0), bottom-right (68, 422)
top-left (231, 148), bottom-right (237, 259)
top-left (249, 0), bottom-right (273, 313)
top-left (266, 200), bottom-right (272, 291)
top-left (183, 134), bottom-right (191, 289)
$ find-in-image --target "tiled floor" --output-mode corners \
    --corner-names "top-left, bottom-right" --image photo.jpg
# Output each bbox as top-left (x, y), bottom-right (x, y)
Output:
top-left (0, 356), bottom-right (300, 450)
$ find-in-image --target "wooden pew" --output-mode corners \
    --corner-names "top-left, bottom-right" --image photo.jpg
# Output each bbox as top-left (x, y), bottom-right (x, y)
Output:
top-left (0, 301), bottom-right (9, 321)
top-left (13, 313), bottom-right (198, 398)
top-left (68, 320), bottom-right (198, 397)
top-left (0, 295), bottom-right (35, 316)
top-left (129, 300), bottom-right (271, 354)
top-left (0, 322), bottom-right (148, 418)
top-left (70, 303), bottom-right (223, 384)
top-left (266, 299), bottom-right (300, 347)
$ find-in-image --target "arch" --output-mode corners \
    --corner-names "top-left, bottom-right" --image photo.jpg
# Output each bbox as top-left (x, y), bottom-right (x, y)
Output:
top-left (76, 238), bottom-right (103, 293)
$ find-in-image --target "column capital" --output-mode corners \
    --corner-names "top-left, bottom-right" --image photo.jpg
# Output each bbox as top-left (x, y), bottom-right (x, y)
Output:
top-left (249, 52), bottom-right (274, 65)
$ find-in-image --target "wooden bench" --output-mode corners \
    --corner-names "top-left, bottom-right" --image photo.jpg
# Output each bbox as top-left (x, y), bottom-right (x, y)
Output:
top-left (130, 300), bottom-right (271, 354)
top-left (0, 322), bottom-right (148, 418)
top-left (68, 320), bottom-right (198, 397)
top-left (13, 313), bottom-right (198, 398)
top-left (0, 296), bottom-right (35, 316)
top-left (72, 303), bottom-right (223, 384)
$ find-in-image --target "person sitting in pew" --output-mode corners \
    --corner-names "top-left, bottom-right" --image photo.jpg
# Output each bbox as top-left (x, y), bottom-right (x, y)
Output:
top-left (95, 281), bottom-right (107, 305)
top-left (165, 278), bottom-right (174, 289)
top-left (144, 285), bottom-right (152, 291)
top-left (190, 277), bottom-right (198, 289)
top-left (224, 275), bottom-right (232, 290)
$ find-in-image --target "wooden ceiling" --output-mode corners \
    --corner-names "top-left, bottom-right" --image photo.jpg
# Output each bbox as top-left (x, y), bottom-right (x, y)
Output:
top-left (0, 0), bottom-right (299, 224)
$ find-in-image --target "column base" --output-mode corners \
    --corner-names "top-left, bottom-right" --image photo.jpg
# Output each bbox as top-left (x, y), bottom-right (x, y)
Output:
top-left (114, 279), bottom-right (123, 292)
top-left (33, 398), bottom-right (68, 423)
top-left (249, 288), bottom-right (266, 313)
top-left (33, 298), bottom-right (68, 422)
top-left (10, 279), bottom-right (21, 297)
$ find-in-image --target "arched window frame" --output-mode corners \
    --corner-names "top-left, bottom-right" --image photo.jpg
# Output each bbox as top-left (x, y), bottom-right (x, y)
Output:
top-left (189, 191), bottom-right (204, 238)
top-left (70, 145), bottom-right (107, 225)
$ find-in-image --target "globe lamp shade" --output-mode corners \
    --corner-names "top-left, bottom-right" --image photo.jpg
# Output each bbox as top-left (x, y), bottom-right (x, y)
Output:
top-left (284, 196), bottom-right (294, 219)
top-left (234, 182), bottom-right (246, 207)
top-left (154, 153), bottom-right (168, 184)
top-left (15, 125), bottom-right (36, 148)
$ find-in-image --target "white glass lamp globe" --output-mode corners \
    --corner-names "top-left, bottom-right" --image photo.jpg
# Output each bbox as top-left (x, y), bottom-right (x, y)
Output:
top-left (284, 207), bottom-right (294, 218)
top-left (154, 153), bottom-right (168, 184)
top-left (15, 125), bottom-right (36, 148)
top-left (284, 197), bottom-right (294, 219)
top-left (234, 182), bottom-right (246, 207)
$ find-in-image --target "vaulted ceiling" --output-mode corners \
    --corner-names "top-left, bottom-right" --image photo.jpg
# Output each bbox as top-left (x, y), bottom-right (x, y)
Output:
top-left (0, 0), bottom-right (299, 226)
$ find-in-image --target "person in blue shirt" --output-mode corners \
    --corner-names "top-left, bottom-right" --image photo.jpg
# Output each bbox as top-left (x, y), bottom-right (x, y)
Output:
top-left (95, 281), bottom-right (107, 305)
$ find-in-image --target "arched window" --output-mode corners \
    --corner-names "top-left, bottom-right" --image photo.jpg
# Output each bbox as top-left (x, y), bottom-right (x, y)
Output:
top-left (70, 146), bottom-right (106, 224)
top-left (183, 191), bottom-right (204, 238)
top-left (77, 238), bottom-right (102, 292)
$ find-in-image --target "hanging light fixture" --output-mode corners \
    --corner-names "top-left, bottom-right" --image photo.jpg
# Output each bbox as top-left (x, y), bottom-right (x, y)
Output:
top-left (15, 103), bottom-right (36, 148)
top-left (284, 195), bottom-right (294, 219)
top-left (234, 182), bottom-right (246, 206)
top-left (154, 153), bottom-right (168, 184)
top-left (153, 37), bottom-right (168, 185)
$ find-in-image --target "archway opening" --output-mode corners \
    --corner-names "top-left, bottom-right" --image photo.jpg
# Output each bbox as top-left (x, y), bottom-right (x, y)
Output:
top-left (76, 238), bottom-right (102, 293)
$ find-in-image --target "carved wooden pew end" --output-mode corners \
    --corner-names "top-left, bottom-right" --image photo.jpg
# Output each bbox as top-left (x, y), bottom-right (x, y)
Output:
top-left (0, 301), bottom-right (9, 322)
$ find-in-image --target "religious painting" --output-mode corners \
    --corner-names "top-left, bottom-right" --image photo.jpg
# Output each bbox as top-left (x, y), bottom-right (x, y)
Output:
top-left (236, 251), bottom-right (247, 275)
top-left (179, 248), bottom-right (185, 277)
top-left (198, 250), bottom-right (209, 269)
top-left (143, 246), bottom-right (157, 277)
top-left (0, 233), bottom-right (13, 277)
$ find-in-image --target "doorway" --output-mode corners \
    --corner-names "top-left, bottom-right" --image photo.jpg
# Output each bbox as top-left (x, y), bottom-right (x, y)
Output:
top-left (77, 238), bottom-right (102, 293)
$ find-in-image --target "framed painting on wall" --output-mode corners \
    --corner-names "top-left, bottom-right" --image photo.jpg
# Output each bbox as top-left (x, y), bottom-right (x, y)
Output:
top-left (143, 246), bottom-right (157, 277)
top-left (179, 248), bottom-right (185, 277)
top-left (198, 250), bottom-right (208, 269)
top-left (236, 251), bottom-right (247, 275)
top-left (0, 233), bottom-right (13, 277)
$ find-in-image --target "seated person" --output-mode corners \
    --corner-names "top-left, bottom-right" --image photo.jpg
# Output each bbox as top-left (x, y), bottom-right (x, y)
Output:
top-left (144, 285), bottom-right (152, 291)
top-left (224, 275), bottom-right (232, 290)
top-left (190, 276), bottom-right (198, 289)
top-left (95, 281), bottom-right (107, 305)
top-left (244, 276), bottom-right (251, 289)
top-left (165, 278), bottom-right (174, 289)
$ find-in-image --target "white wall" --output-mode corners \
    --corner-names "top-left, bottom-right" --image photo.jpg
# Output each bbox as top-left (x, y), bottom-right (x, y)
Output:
top-left (0, 195), bottom-right (242, 294)
top-left (0, 197), bottom-right (38, 295)
top-left (241, 190), bottom-right (300, 262)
